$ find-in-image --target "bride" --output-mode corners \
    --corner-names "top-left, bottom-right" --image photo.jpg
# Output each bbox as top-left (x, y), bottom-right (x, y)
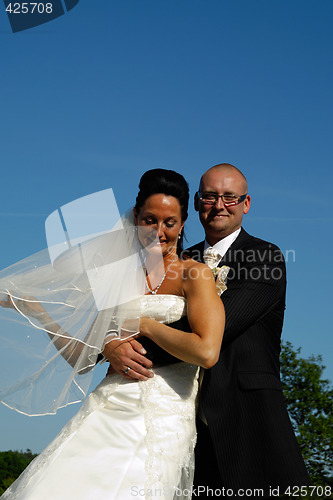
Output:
top-left (0, 169), bottom-right (225, 499)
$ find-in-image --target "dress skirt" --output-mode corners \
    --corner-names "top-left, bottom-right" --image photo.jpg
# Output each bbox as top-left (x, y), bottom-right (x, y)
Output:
top-left (3, 362), bottom-right (199, 500)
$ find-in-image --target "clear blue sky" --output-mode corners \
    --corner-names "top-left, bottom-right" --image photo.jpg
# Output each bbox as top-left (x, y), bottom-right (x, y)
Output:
top-left (0, 0), bottom-right (332, 453)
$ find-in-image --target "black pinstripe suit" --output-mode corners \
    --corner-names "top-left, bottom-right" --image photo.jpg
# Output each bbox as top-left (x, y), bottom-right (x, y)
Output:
top-left (186, 228), bottom-right (310, 496)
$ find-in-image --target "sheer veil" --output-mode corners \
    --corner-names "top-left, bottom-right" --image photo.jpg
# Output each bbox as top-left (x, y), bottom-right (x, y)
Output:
top-left (0, 189), bottom-right (160, 416)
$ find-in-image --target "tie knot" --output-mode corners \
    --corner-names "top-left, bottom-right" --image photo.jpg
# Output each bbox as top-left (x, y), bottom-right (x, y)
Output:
top-left (203, 248), bottom-right (222, 269)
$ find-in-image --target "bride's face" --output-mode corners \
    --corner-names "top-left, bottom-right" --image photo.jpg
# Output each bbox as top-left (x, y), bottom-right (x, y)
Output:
top-left (134, 193), bottom-right (184, 256)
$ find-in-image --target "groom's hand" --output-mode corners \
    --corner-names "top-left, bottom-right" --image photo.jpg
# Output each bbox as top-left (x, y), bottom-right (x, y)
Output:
top-left (104, 339), bottom-right (154, 381)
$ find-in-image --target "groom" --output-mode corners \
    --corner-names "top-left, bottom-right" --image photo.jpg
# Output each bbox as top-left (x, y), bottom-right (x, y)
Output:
top-left (185, 163), bottom-right (310, 496)
top-left (104, 163), bottom-right (310, 495)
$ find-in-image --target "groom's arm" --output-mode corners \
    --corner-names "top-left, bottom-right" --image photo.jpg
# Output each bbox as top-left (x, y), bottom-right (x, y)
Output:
top-left (221, 241), bottom-right (286, 347)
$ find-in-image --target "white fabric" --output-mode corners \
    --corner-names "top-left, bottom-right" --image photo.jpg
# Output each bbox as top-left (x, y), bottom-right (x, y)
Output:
top-left (0, 212), bottom-right (166, 416)
top-left (2, 295), bottom-right (199, 500)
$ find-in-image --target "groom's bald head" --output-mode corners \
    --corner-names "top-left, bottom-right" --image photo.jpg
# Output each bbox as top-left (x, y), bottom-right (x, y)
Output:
top-left (199, 163), bottom-right (248, 194)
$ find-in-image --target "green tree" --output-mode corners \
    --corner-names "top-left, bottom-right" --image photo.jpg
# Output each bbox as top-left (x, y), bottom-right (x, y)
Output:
top-left (280, 341), bottom-right (333, 486)
top-left (0, 449), bottom-right (38, 494)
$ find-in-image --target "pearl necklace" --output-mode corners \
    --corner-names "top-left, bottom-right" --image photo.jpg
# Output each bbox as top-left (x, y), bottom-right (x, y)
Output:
top-left (145, 255), bottom-right (178, 295)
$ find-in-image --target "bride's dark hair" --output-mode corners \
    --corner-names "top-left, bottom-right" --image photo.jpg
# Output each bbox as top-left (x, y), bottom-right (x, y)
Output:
top-left (134, 169), bottom-right (189, 254)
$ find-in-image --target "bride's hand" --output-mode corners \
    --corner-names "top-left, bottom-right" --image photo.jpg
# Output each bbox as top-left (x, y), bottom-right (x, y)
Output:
top-left (0, 294), bottom-right (47, 319)
top-left (0, 294), bottom-right (15, 310)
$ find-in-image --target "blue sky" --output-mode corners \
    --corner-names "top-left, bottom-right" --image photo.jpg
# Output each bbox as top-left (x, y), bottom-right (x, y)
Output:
top-left (0, 0), bottom-right (332, 453)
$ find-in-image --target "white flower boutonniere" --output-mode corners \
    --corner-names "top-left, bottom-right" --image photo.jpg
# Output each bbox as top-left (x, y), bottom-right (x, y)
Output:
top-left (211, 265), bottom-right (230, 296)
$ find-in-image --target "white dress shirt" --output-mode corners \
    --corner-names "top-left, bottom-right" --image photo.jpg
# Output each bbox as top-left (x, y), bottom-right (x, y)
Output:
top-left (204, 227), bottom-right (241, 260)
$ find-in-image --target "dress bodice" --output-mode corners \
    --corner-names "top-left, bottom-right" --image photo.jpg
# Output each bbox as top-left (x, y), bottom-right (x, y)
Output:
top-left (136, 295), bottom-right (190, 367)
top-left (138, 294), bottom-right (187, 324)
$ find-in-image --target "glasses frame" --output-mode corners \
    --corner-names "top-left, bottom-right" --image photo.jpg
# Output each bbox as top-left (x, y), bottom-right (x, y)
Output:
top-left (197, 192), bottom-right (247, 207)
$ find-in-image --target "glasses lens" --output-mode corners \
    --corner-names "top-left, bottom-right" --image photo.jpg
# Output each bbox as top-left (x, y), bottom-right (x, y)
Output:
top-left (200, 193), bottom-right (243, 206)
top-left (223, 195), bottom-right (238, 206)
top-left (201, 193), bottom-right (217, 204)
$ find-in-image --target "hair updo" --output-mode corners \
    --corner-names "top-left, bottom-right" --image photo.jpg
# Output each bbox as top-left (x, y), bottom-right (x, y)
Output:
top-left (134, 169), bottom-right (189, 254)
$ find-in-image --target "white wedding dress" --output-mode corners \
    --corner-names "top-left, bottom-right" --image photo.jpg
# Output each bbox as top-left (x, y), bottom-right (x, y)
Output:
top-left (2, 295), bottom-right (200, 500)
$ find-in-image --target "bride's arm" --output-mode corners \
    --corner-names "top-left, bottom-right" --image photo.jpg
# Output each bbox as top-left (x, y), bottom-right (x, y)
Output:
top-left (0, 294), bottom-right (93, 369)
top-left (139, 262), bottom-right (225, 369)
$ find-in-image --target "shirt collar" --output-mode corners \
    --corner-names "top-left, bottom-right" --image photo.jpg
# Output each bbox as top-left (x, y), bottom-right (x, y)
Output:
top-left (204, 227), bottom-right (241, 259)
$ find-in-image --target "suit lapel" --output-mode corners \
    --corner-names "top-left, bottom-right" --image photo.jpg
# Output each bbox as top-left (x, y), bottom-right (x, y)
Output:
top-left (220, 228), bottom-right (250, 266)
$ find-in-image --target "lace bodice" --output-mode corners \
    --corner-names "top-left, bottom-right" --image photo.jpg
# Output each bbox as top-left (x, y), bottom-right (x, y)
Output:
top-left (131, 295), bottom-right (189, 368)
top-left (138, 294), bottom-right (186, 324)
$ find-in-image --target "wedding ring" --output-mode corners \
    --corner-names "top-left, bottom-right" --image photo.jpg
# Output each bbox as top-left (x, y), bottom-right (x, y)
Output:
top-left (124, 366), bottom-right (131, 375)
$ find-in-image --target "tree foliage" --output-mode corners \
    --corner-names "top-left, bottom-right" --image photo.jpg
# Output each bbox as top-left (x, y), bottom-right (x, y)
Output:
top-left (0, 449), bottom-right (37, 494)
top-left (280, 341), bottom-right (333, 486)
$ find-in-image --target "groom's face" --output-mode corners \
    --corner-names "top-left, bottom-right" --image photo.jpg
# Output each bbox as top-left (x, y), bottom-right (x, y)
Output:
top-left (196, 168), bottom-right (250, 245)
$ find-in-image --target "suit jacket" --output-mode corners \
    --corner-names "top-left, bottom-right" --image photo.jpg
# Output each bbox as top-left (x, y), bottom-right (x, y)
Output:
top-left (186, 228), bottom-right (310, 492)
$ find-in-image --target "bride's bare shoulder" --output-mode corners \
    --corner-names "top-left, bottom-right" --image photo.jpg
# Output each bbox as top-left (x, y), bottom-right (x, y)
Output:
top-left (180, 257), bottom-right (210, 277)
top-left (180, 258), bottom-right (216, 298)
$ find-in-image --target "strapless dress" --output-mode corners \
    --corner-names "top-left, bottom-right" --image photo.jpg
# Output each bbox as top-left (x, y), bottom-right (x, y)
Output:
top-left (2, 295), bottom-right (200, 500)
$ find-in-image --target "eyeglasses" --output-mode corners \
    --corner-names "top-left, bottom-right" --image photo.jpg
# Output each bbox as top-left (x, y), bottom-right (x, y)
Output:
top-left (197, 192), bottom-right (247, 207)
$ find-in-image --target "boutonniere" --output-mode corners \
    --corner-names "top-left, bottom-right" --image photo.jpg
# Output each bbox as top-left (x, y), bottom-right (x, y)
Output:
top-left (211, 265), bottom-right (230, 296)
